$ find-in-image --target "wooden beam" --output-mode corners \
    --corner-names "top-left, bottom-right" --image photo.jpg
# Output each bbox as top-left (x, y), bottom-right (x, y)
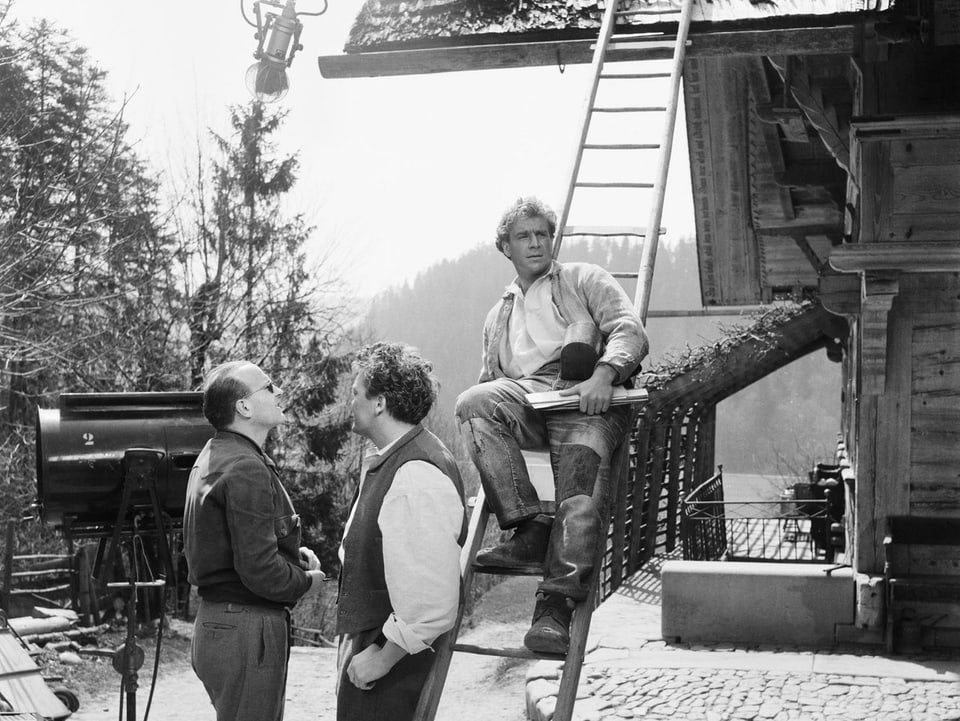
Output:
top-left (318, 25), bottom-right (859, 79)
top-left (646, 306), bottom-right (770, 317)
top-left (768, 56), bottom-right (852, 174)
top-left (819, 269), bottom-right (860, 316)
top-left (859, 275), bottom-right (898, 396)
top-left (852, 113), bottom-right (960, 142)
top-left (829, 242), bottom-right (960, 273)
top-left (756, 222), bottom-right (843, 236)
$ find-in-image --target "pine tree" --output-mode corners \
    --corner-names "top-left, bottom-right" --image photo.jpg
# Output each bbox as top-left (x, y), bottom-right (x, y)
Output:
top-left (178, 100), bottom-right (356, 573)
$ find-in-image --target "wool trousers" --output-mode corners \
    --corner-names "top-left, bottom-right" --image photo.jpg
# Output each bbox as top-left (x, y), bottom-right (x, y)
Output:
top-left (191, 599), bottom-right (290, 721)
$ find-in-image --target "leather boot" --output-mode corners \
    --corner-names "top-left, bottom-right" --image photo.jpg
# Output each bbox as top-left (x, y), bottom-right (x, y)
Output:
top-left (539, 495), bottom-right (600, 600)
top-left (475, 517), bottom-right (552, 570)
top-left (523, 592), bottom-right (575, 655)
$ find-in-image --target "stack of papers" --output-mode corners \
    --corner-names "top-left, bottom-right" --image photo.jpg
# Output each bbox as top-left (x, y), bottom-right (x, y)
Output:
top-left (525, 387), bottom-right (649, 410)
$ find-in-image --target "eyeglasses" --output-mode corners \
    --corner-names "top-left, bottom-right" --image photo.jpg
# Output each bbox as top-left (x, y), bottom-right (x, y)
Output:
top-left (242, 380), bottom-right (280, 398)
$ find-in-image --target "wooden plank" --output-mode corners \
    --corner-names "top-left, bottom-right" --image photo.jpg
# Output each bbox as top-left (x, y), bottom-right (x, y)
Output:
top-left (641, 419), bottom-right (670, 563)
top-left (855, 364), bottom-right (884, 570)
top-left (698, 407), bottom-right (716, 496)
top-left (897, 274), bottom-right (960, 311)
top-left (626, 410), bottom-right (654, 575)
top-left (318, 25), bottom-right (860, 78)
top-left (755, 219), bottom-right (844, 234)
top-left (607, 408), bottom-right (638, 592)
top-left (745, 57), bottom-right (795, 222)
top-left (890, 137), bottom-right (960, 167)
top-left (911, 482), bottom-right (960, 510)
top-left (873, 299), bottom-right (913, 554)
top-left (859, 277), bottom-right (898, 396)
top-left (880, 214), bottom-right (960, 242)
top-left (758, 235), bottom-right (823, 287)
top-left (857, 134), bottom-right (881, 244)
top-left (829, 242), bottom-right (960, 273)
top-left (852, 114), bottom-right (960, 142)
top-left (911, 312), bottom-right (960, 393)
top-left (909, 305), bottom-right (960, 510)
top-left (819, 270), bottom-right (860, 315)
top-left (891, 165), bottom-right (960, 215)
top-left (910, 441), bottom-right (960, 466)
top-left (664, 411), bottom-right (687, 553)
top-left (685, 56), bottom-right (760, 305)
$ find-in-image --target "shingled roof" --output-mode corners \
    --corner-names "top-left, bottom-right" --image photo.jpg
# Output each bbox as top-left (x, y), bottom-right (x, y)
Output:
top-left (345, 0), bottom-right (891, 51)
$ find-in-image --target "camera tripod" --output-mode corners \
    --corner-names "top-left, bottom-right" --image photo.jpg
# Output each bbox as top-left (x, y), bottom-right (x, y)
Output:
top-left (92, 448), bottom-right (176, 721)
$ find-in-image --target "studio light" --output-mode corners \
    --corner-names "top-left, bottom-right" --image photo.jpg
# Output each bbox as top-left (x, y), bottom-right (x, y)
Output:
top-left (243, 0), bottom-right (328, 103)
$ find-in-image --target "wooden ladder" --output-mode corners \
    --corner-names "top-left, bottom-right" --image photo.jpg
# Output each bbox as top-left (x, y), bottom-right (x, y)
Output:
top-left (414, 0), bottom-right (693, 718)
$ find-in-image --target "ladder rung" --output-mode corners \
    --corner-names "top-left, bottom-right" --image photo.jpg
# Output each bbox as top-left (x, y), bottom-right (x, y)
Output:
top-left (575, 182), bottom-right (654, 188)
top-left (583, 143), bottom-right (660, 150)
top-left (604, 39), bottom-right (682, 51)
top-left (593, 106), bottom-right (666, 113)
top-left (471, 564), bottom-right (543, 577)
top-left (563, 225), bottom-right (648, 238)
top-left (607, 32), bottom-right (677, 42)
top-left (599, 72), bottom-right (671, 80)
top-left (452, 643), bottom-right (564, 660)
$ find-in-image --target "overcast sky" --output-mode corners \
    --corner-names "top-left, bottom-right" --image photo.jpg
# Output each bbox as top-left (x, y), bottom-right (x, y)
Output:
top-left (8, 0), bottom-right (696, 298)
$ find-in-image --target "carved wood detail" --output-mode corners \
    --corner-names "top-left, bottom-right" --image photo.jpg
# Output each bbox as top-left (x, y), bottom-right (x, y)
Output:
top-left (859, 275), bottom-right (898, 396)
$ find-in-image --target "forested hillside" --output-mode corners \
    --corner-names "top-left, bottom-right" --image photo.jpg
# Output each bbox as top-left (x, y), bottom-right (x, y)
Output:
top-left (366, 235), bottom-right (842, 477)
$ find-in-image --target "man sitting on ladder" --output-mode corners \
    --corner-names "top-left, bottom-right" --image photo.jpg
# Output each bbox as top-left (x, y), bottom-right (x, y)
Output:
top-left (455, 196), bottom-right (648, 655)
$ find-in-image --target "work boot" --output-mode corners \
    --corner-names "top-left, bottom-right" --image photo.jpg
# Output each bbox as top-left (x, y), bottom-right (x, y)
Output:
top-left (475, 517), bottom-right (551, 571)
top-left (523, 592), bottom-right (575, 655)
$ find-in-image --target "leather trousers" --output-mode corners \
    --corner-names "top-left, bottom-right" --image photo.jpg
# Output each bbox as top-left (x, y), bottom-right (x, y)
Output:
top-left (455, 365), bottom-right (630, 600)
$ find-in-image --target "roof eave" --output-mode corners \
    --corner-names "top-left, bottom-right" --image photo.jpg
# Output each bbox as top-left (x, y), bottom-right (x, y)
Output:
top-left (318, 14), bottom-right (884, 79)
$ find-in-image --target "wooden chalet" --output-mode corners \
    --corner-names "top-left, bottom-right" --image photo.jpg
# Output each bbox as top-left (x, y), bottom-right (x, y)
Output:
top-left (318, 0), bottom-right (960, 647)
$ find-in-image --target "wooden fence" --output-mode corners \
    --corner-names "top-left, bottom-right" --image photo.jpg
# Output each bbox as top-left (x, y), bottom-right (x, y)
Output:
top-left (596, 402), bottom-right (716, 603)
top-left (1, 522), bottom-right (104, 624)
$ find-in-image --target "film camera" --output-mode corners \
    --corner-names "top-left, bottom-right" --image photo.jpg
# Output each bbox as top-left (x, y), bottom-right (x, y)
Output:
top-left (35, 392), bottom-right (215, 718)
top-left (36, 392), bottom-right (214, 536)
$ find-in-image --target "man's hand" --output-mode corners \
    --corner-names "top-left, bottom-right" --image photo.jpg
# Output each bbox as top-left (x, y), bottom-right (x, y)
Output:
top-left (299, 547), bottom-right (325, 598)
top-left (299, 546), bottom-right (321, 570)
top-left (557, 364), bottom-right (617, 415)
top-left (347, 641), bottom-right (407, 690)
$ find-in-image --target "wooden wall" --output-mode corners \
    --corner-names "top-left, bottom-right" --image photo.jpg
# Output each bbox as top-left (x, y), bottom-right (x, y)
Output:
top-left (847, 271), bottom-right (960, 574)
top-left (908, 275), bottom-right (960, 516)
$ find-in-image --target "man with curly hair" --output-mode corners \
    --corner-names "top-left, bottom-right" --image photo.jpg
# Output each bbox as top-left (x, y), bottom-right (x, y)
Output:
top-left (455, 196), bottom-right (648, 655)
top-left (336, 342), bottom-right (467, 721)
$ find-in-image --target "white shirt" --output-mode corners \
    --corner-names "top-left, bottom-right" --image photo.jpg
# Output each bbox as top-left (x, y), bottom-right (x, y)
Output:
top-left (339, 438), bottom-right (463, 654)
top-left (500, 274), bottom-right (566, 378)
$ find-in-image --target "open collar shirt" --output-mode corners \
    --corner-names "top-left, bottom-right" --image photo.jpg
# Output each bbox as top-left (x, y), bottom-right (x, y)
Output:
top-left (499, 274), bottom-right (566, 379)
top-left (339, 435), bottom-right (462, 654)
top-left (480, 261), bottom-right (648, 385)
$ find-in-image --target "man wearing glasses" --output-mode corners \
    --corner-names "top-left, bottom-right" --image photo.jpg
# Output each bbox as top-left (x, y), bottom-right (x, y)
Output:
top-left (184, 360), bottom-right (325, 721)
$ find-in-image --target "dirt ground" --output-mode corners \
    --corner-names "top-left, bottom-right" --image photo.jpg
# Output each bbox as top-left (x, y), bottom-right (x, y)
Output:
top-left (59, 577), bottom-right (539, 721)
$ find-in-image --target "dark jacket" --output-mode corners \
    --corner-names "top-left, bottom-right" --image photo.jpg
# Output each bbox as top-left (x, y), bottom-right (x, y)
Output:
top-left (183, 430), bottom-right (311, 607)
top-left (336, 425), bottom-right (466, 635)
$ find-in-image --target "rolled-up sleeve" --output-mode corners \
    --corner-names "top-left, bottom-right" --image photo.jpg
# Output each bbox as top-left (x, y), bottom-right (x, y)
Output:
top-left (379, 461), bottom-right (463, 654)
top-left (222, 458), bottom-right (311, 604)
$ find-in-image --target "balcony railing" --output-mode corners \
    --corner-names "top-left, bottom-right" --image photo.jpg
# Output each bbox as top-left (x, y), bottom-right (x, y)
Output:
top-left (682, 472), bottom-right (836, 563)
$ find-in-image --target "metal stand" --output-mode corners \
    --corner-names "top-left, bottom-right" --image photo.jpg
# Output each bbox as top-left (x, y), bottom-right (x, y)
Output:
top-left (91, 448), bottom-right (174, 721)
top-left (108, 575), bottom-right (165, 721)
